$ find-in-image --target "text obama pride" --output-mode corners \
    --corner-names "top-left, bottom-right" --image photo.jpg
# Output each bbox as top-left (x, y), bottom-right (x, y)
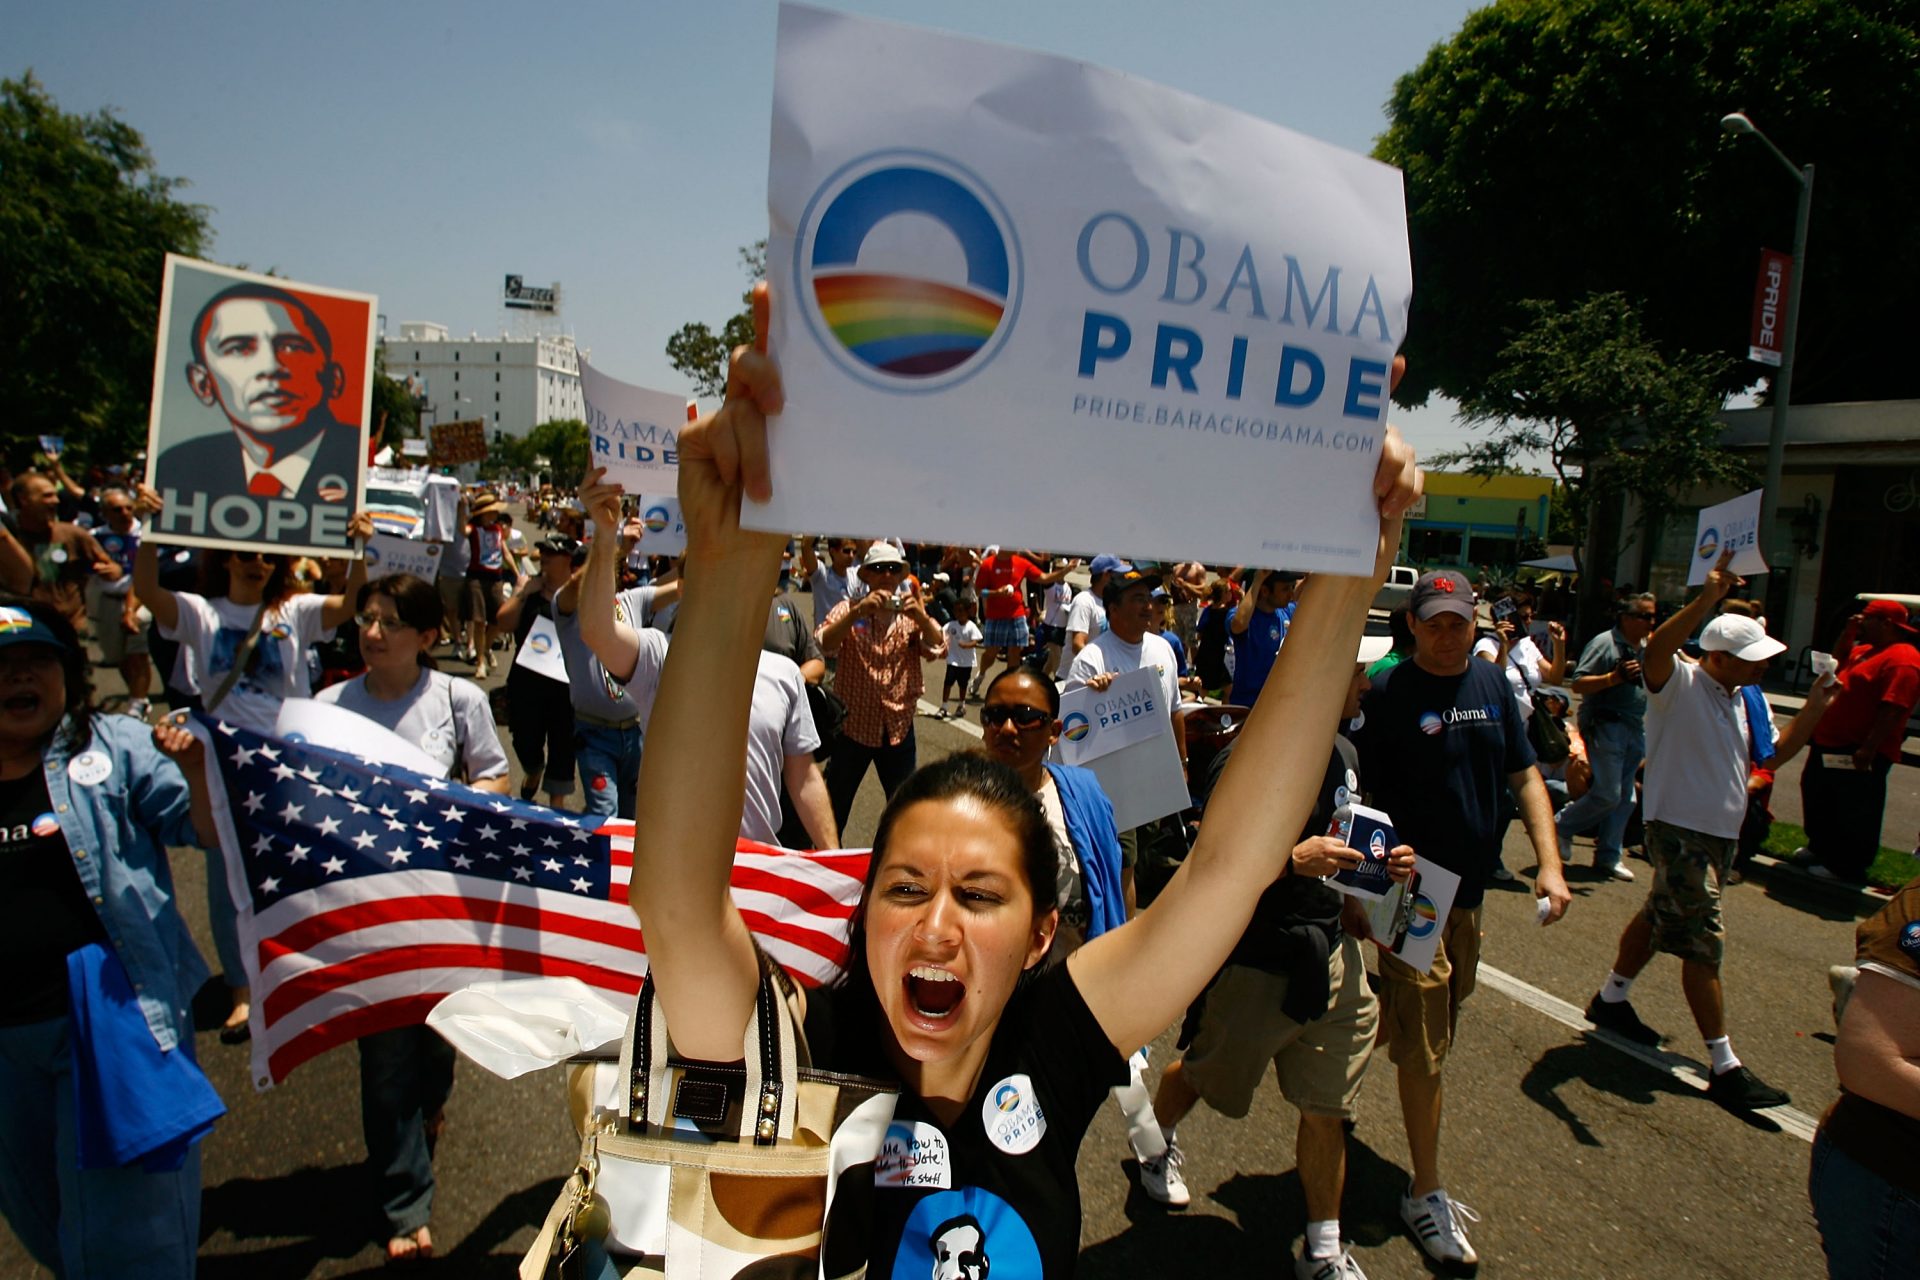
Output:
top-left (1070, 213), bottom-right (1400, 426)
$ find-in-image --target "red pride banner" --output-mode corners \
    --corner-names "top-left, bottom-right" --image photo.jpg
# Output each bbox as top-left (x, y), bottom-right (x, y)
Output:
top-left (1748, 248), bottom-right (1792, 367)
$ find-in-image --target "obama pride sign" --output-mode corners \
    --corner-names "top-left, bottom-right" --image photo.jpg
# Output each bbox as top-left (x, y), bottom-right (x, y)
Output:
top-left (756, 4), bottom-right (1411, 572)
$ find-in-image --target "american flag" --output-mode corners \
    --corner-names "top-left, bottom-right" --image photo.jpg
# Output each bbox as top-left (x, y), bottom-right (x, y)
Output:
top-left (192, 712), bottom-right (870, 1090)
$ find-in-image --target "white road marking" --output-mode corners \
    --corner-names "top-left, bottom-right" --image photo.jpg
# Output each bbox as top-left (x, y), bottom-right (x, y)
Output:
top-left (919, 700), bottom-right (984, 739)
top-left (1477, 963), bottom-right (1819, 1143)
top-left (924, 699), bottom-right (1821, 1142)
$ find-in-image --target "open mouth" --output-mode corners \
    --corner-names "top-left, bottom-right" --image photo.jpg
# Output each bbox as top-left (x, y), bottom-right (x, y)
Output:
top-left (906, 966), bottom-right (965, 1020)
top-left (2, 692), bottom-right (42, 715)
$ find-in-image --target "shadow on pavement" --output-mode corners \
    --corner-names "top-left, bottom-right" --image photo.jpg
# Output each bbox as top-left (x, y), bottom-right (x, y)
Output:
top-left (1754, 872), bottom-right (1871, 923)
top-left (199, 1164), bottom-right (563, 1278)
top-left (1520, 1039), bottom-right (1695, 1146)
top-left (1081, 1138), bottom-right (1410, 1276)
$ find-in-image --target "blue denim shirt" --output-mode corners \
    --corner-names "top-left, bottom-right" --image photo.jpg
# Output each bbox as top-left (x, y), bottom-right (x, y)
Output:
top-left (44, 714), bottom-right (208, 1052)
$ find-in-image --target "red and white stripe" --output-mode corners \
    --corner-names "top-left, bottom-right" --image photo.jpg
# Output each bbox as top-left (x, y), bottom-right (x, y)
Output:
top-left (243, 824), bottom-right (868, 1088)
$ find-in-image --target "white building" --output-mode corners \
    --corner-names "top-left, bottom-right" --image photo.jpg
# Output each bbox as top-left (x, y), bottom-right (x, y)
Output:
top-left (381, 322), bottom-right (585, 438)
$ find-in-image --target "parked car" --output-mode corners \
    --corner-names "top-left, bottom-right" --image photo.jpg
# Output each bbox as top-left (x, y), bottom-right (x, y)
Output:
top-left (1373, 564), bottom-right (1419, 612)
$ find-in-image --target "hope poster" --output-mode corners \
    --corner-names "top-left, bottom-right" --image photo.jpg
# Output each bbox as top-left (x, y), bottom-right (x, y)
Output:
top-left (144, 255), bottom-right (376, 558)
top-left (753, 4), bottom-right (1411, 572)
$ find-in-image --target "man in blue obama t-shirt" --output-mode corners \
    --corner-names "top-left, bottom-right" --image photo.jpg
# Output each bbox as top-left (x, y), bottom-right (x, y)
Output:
top-left (1228, 567), bottom-right (1299, 708)
top-left (1351, 569), bottom-right (1572, 1269)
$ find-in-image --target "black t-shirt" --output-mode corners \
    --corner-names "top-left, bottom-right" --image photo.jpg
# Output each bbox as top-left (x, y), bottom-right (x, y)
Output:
top-left (1351, 659), bottom-right (1533, 910)
top-left (804, 964), bottom-right (1127, 1279)
top-left (1199, 736), bottom-right (1348, 960)
top-left (0, 770), bottom-right (107, 1025)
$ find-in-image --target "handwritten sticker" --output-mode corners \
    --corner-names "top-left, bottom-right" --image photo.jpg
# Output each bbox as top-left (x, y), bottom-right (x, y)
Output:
top-left (67, 750), bottom-right (114, 787)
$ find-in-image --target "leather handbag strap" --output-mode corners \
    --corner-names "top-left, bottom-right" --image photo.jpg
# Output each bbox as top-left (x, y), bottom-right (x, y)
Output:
top-left (623, 955), bottom-right (791, 1147)
top-left (204, 599), bottom-right (273, 714)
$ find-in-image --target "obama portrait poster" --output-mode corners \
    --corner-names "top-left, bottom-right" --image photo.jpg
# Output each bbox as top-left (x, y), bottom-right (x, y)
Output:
top-left (144, 255), bottom-right (376, 557)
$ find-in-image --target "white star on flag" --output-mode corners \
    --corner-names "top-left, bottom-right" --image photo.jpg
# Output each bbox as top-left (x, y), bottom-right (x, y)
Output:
top-left (259, 876), bottom-right (281, 894)
top-left (451, 854), bottom-right (473, 869)
top-left (316, 815), bottom-right (342, 836)
top-left (278, 802), bottom-right (304, 823)
top-left (542, 858), bottom-right (562, 873)
top-left (387, 848), bottom-right (412, 865)
top-left (512, 865), bottom-right (534, 881)
top-left (571, 877), bottom-right (592, 893)
top-left (231, 745), bottom-right (258, 768)
top-left (321, 856), bottom-right (346, 875)
top-left (271, 763), bottom-right (297, 782)
top-left (286, 844), bottom-right (310, 863)
top-left (351, 831), bottom-right (377, 850)
top-left (242, 792), bottom-right (266, 815)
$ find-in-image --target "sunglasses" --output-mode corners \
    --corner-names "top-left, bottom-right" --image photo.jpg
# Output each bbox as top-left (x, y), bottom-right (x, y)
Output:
top-left (867, 563), bottom-right (906, 575)
top-left (356, 612), bottom-right (414, 632)
top-left (981, 704), bottom-right (1052, 730)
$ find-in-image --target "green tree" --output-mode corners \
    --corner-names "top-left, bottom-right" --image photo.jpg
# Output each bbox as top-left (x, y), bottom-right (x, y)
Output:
top-left (369, 344), bottom-right (418, 454)
top-left (0, 73), bottom-right (211, 465)
top-left (665, 241), bottom-right (766, 397)
top-left (1375, 0), bottom-right (1920, 410)
top-left (492, 418), bottom-right (590, 488)
top-left (1437, 293), bottom-right (1753, 626)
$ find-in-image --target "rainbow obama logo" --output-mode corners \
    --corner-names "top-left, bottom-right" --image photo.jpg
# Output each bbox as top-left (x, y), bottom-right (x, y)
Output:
top-left (643, 506), bottom-right (671, 533)
top-left (1697, 527), bottom-right (1720, 561)
top-left (1061, 712), bottom-right (1091, 743)
top-left (795, 150), bottom-right (1022, 393)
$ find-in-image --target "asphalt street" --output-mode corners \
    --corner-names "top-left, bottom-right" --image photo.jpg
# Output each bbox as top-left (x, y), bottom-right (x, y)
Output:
top-left (4, 590), bottom-right (1911, 1278)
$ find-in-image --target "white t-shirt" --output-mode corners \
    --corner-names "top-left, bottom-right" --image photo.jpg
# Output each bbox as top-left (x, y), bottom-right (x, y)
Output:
top-left (164, 592), bottom-right (332, 734)
top-left (742, 652), bottom-right (820, 845)
top-left (1041, 582), bottom-right (1074, 629)
top-left (1644, 660), bottom-right (1751, 840)
top-left (943, 619), bottom-right (983, 668)
top-left (1066, 589), bottom-right (1108, 641)
top-left (1065, 630), bottom-right (1181, 723)
top-left (316, 668), bottom-right (510, 782)
top-left (1472, 634), bottom-right (1544, 723)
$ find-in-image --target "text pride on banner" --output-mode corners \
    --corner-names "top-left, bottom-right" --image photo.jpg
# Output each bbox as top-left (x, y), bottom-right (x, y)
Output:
top-left (192, 713), bottom-right (869, 1089)
top-left (362, 531), bottom-right (443, 582)
top-left (580, 359), bottom-right (687, 489)
top-left (1056, 666), bottom-right (1167, 766)
top-left (1688, 488), bottom-right (1770, 586)
top-left (754, 4), bottom-right (1410, 572)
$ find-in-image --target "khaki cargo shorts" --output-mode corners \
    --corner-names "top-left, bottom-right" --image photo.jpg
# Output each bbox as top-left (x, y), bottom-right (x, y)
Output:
top-left (1641, 819), bottom-right (1736, 967)
top-left (1378, 904), bottom-right (1483, 1075)
top-left (1183, 934), bottom-right (1379, 1120)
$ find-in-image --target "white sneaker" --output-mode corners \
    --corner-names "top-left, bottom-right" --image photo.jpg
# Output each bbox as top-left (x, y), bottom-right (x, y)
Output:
top-left (1608, 863), bottom-right (1636, 882)
top-left (1139, 1141), bottom-right (1190, 1207)
top-left (1401, 1186), bottom-right (1479, 1265)
top-left (1296, 1247), bottom-right (1368, 1280)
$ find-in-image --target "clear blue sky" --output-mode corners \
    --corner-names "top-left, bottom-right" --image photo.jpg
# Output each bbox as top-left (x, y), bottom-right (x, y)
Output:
top-left (15, 0), bottom-right (1485, 456)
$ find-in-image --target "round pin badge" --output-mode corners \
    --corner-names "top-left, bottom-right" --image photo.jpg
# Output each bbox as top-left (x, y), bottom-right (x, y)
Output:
top-left (67, 750), bottom-right (113, 787)
top-left (980, 1073), bottom-right (1047, 1155)
top-left (50, 548), bottom-right (68, 565)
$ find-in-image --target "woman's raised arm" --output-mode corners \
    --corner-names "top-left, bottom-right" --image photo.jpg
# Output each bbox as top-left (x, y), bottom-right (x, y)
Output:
top-left (1070, 414), bottom-right (1422, 1056)
top-left (628, 284), bottom-right (790, 1060)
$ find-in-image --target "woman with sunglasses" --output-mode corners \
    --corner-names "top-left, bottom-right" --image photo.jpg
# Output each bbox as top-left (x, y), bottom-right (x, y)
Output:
top-left (131, 489), bottom-right (374, 1041)
top-left (627, 286), bottom-right (1420, 1276)
top-left (978, 668), bottom-right (1125, 958)
top-left (310, 572), bottom-right (508, 1263)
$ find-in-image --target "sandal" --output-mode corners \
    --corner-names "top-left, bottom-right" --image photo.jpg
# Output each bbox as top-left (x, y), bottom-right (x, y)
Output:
top-left (385, 1226), bottom-right (432, 1266)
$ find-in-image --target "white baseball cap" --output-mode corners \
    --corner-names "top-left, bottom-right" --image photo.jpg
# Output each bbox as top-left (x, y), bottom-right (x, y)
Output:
top-left (1699, 615), bottom-right (1786, 662)
top-left (1357, 635), bottom-right (1393, 666)
top-left (861, 541), bottom-right (907, 569)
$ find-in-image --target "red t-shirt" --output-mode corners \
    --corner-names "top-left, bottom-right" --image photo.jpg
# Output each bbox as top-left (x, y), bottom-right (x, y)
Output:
top-left (975, 554), bottom-right (1041, 621)
top-left (1813, 642), bottom-right (1920, 760)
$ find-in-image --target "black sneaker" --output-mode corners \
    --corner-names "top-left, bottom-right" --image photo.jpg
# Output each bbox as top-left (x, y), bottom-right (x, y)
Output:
top-left (1706, 1065), bottom-right (1790, 1111)
top-left (1584, 993), bottom-right (1662, 1046)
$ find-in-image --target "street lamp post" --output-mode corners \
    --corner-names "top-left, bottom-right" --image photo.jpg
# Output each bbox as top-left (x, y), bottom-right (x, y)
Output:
top-left (1720, 111), bottom-right (1814, 560)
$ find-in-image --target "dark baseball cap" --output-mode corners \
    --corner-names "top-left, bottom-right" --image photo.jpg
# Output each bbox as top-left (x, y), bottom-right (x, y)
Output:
top-left (1102, 566), bottom-right (1163, 603)
top-left (536, 534), bottom-right (580, 558)
top-left (1411, 570), bottom-right (1475, 621)
top-left (0, 604), bottom-right (69, 653)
